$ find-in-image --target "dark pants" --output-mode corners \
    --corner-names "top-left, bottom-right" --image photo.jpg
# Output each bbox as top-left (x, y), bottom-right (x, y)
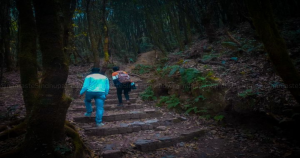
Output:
top-left (116, 83), bottom-right (131, 104)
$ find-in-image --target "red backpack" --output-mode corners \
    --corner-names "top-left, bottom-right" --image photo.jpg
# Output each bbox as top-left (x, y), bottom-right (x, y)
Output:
top-left (117, 71), bottom-right (131, 83)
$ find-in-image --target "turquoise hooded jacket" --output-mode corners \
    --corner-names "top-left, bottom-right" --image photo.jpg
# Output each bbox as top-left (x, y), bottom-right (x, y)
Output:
top-left (79, 73), bottom-right (110, 95)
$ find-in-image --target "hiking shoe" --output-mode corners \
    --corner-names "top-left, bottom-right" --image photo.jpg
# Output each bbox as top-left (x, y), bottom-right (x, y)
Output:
top-left (96, 123), bottom-right (104, 127)
top-left (126, 100), bottom-right (131, 105)
top-left (84, 112), bottom-right (92, 117)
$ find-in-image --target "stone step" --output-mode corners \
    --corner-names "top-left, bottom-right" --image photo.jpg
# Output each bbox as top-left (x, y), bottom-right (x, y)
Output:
top-left (84, 117), bottom-right (186, 137)
top-left (69, 104), bottom-right (144, 112)
top-left (105, 93), bottom-right (139, 99)
top-left (72, 98), bottom-right (137, 105)
top-left (86, 124), bottom-right (208, 158)
top-left (108, 83), bottom-right (148, 90)
top-left (133, 129), bottom-right (206, 152)
top-left (108, 88), bottom-right (144, 94)
top-left (72, 109), bottom-right (161, 123)
top-left (76, 92), bottom-right (141, 100)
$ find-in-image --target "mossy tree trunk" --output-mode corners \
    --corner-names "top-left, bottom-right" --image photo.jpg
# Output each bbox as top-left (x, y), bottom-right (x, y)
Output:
top-left (0, 0), bottom-right (13, 71)
top-left (16, 0), bottom-right (39, 116)
top-left (87, 0), bottom-right (100, 68)
top-left (102, 0), bottom-right (109, 64)
top-left (198, 0), bottom-right (218, 43)
top-left (15, 0), bottom-right (72, 157)
top-left (246, 0), bottom-right (300, 105)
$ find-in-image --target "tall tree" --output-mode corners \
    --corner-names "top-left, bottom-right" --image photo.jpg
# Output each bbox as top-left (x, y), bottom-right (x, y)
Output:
top-left (86, 0), bottom-right (100, 68)
top-left (0, 0), bottom-right (13, 71)
top-left (16, 0), bottom-right (38, 116)
top-left (246, 0), bottom-right (300, 105)
top-left (0, 0), bottom-right (88, 157)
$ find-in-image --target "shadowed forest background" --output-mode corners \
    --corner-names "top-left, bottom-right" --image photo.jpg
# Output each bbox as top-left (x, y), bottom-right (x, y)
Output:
top-left (1, 0), bottom-right (300, 157)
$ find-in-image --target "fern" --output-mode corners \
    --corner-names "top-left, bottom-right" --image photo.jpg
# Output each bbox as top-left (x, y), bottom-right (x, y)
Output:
top-left (214, 115), bottom-right (224, 121)
top-left (140, 87), bottom-right (157, 101)
top-left (158, 95), bottom-right (180, 109)
top-left (238, 89), bottom-right (256, 98)
top-left (194, 95), bottom-right (206, 102)
top-left (200, 83), bottom-right (218, 89)
top-left (185, 107), bottom-right (198, 114)
top-left (132, 64), bottom-right (153, 74)
top-left (180, 68), bottom-right (200, 84)
top-left (168, 65), bottom-right (180, 76)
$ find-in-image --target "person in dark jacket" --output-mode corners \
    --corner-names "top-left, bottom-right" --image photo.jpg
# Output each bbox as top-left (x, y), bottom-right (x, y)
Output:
top-left (111, 66), bottom-right (131, 106)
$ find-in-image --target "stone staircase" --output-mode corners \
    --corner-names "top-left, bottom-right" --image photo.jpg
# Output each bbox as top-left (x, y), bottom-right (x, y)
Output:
top-left (67, 80), bottom-right (207, 158)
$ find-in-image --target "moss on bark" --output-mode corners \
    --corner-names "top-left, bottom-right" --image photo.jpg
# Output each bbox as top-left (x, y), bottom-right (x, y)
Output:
top-left (246, 0), bottom-right (300, 105)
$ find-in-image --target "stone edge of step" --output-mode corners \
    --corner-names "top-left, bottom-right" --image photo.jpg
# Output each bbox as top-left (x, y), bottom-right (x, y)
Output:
top-left (73, 110), bottom-right (162, 123)
top-left (84, 117), bottom-right (186, 136)
top-left (100, 128), bottom-right (208, 158)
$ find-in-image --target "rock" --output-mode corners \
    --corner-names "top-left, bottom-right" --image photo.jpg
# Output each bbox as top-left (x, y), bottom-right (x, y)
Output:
top-left (102, 150), bottom-right (122, 158)
top-left (145, 119), bottom-right (158, 124)
top-left (282, 109), bottom-right (294, 117)
top-left (178, 142), bottom-right (185, 147)
top-left (155, 126), bottom-right (167, 131)
top-left (292, 113), bottom-right (300, 122)
top-left (210, 130), bottom-right (217, 135)
top-left (279, 118), bottom-right (296, 129)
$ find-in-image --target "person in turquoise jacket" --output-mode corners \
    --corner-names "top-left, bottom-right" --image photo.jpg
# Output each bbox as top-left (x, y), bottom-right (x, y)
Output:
top-left (79, 68), bottom-right (109, 127)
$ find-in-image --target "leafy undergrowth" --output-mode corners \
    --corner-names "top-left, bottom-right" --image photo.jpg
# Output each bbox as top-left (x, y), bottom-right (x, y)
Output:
top-left (136, 21), bottom-right (300, 153)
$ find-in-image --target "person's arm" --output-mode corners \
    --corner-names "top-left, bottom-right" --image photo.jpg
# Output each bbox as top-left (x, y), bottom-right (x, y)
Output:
top-left (79, 77), bottom-right (90, 95)
top-left (105, 77), bottom-right (109, 96)
top-left (112, 72), bottom-right (119, 86)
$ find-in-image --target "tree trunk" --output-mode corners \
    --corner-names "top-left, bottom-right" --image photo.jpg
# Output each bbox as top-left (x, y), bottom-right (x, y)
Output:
top-left (246, 0), bottom-right (300, 105)
top-left (0, 0), bottom-right (13, 71)
top-left (0, 46), bottom-right (3, 86)
top-left (19, 0), bottom-right (72, 156)
top-left (102, 0), bottom-right (109, 64)
top-left (198, 0), bottom-right (218, 43)
top-left (16, 0), bottom-right (39, 116)
top-left (87, 0), bottom-right (100, 68)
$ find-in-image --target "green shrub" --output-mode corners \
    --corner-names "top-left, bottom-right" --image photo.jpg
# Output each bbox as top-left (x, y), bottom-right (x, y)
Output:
top-left (238, 89), bottom-right (257, 98)
top-left (132, 64), bottom-right (153, 74)
top-left (158, 95), bottom-right (180, 109)
top-left (214, 115), bottom-right (224, 121)
top-left (140, 87), bottom-right (157, 101)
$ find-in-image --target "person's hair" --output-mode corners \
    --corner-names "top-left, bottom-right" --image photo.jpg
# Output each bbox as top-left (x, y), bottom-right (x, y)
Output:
top-left (113, 66), bottom-right (119, 72)
top-left (91, 68), bottom-right (100, 73)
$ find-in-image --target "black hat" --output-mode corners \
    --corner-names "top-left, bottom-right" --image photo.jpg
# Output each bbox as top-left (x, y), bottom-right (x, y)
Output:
top-left (113, 66), bottom-right (119, 72)
top-left (91, 68), bottom-right (100, 73)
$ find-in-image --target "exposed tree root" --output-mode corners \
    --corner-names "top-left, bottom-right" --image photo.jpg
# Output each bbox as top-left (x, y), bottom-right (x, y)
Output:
top-left (0, 148), bottom-right (22, 158)
top-left (0, 121), bottom-right (27, 141)
top-left (0, 118), bottom-right (26, 133)
top-left (64, 121), bottom-right (94, 158)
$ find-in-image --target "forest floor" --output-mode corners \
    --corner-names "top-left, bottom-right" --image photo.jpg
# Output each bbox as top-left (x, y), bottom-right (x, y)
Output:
top-left (1, 20), bottom-right (300, 157)
top-left (0, 52), bottom-right (299, 158)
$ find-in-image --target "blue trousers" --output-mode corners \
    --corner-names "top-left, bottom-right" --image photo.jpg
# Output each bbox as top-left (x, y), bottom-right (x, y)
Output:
top-left (85, 92), bottom-right (106, 124)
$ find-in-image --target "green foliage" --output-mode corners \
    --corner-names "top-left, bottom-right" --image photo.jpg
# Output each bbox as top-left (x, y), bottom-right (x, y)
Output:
top-left (184, 105), bottom-right (208, 115)
top-left (140, 87), bottom-right (157, 101)
top-left (222, 42), bottom-right (239, 49)
top-left (222, 38), bottom-right (264, 53)
top-left (214, 115), bottom-right (224, 121)
top-left (238, 89), bottom-right (257, 98)
top-left (199, 115), bottom-right (211, 120)
top-left (168, 65), bottom-right (180, 76)
top-left (194, 95), bottom-right (206, 102)
top-left (54, 144), bottom-right (71, 155)
top-left (202, 53), bottom-right (219, 61)
top-left (179, 68), bottom-right (200, 84)
top-left (132, 64), bottom-right (153, 74)
top-left (158, 95), bottom-right (180, 109)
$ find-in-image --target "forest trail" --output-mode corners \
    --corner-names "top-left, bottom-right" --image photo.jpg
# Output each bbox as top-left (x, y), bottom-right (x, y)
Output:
top-left (65, 52), bottom-right (277, 158)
